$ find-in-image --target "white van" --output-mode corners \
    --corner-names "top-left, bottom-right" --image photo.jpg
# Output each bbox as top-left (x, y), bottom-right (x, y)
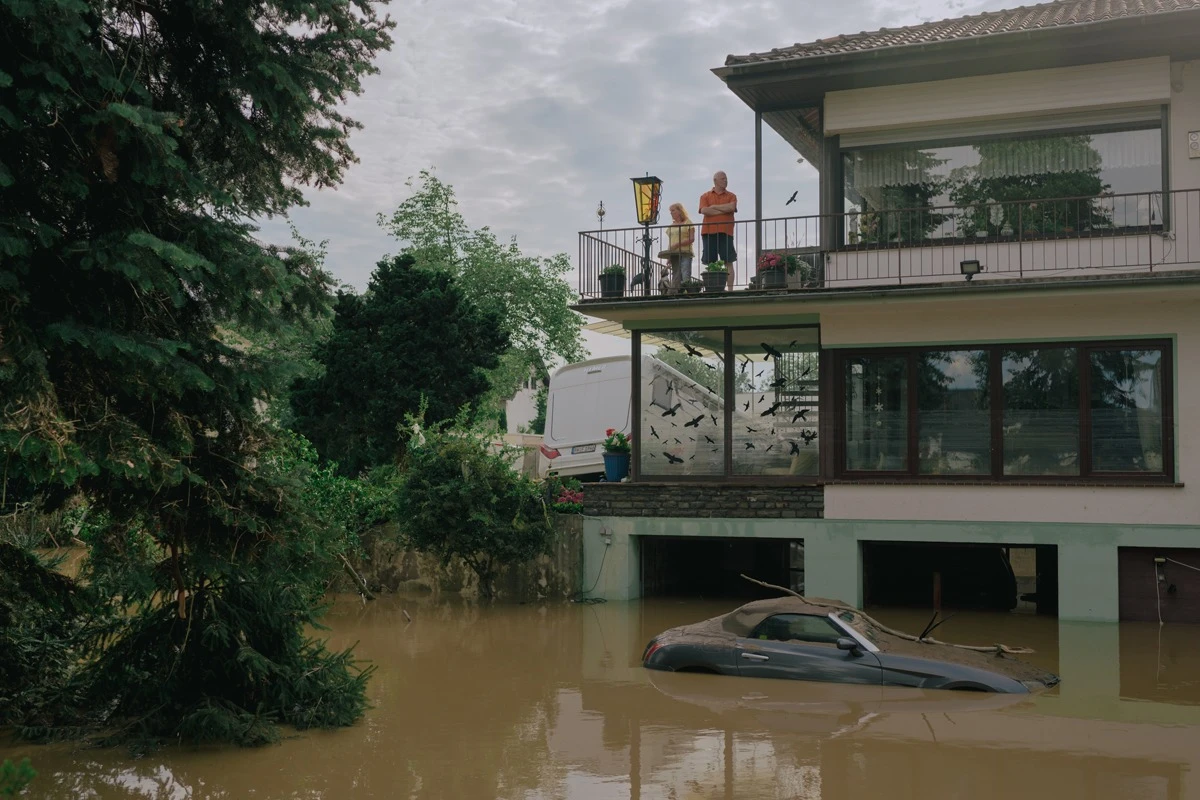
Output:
top-left (539, 356), bottom-right (632, 480)
top-left (540, 355), bottom-right (725, 480)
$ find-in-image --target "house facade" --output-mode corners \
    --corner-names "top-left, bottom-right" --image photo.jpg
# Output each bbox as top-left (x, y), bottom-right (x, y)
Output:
top-left (574, 0), bottom-right (1200, 622)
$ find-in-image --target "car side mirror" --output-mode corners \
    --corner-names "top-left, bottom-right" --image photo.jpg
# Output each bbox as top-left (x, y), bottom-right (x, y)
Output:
top-left (837, 637), bottom-right (863, 657)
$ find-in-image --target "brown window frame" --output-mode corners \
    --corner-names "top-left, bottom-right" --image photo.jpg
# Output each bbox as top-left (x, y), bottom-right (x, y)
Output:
top-left (830, 339), bottom-right (1175, 484)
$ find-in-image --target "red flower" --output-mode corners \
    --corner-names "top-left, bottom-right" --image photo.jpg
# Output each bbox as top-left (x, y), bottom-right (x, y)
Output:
top-left (605, 428), bottom-right (614, 435)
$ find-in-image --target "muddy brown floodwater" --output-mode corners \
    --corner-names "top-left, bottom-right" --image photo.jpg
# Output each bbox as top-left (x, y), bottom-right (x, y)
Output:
top-left (5, 595), bottom-right (1200, 799)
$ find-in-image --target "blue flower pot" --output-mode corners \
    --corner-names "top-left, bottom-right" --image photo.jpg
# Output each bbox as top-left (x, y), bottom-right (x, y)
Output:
top-left (603, 452), bottom-right (630, 482)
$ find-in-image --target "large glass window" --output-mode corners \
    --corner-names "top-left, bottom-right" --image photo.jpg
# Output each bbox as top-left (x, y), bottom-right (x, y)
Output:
top-left (1090, 349), bottom-right (1164, 473)
top-left (1003, 348), bottom-right (1080, 476)
top-left (732, 331), bottom-right (820, 477)
top-left (918, 350), bottom-right (990, 475)
top-left (844, 355), bottom-right (908, 472)
top-left (842, 126), bottom-right (1163, 244)
top-left (837, 341), bottom-right (1172, 482)
top-left (639, 331), bottom-right (725, 478)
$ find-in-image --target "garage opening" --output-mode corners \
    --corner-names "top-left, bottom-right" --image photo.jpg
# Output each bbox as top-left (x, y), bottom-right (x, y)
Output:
top-left (862, 542), bottom-right (1058, 616)
top-left (1119, 547), bottom-right (1200, 623)
top-left (639, 537), bottom-right (803, 598)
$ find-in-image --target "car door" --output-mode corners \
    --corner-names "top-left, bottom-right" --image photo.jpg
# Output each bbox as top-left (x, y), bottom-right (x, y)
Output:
top-left (734, 614), bottom-right (882, 685)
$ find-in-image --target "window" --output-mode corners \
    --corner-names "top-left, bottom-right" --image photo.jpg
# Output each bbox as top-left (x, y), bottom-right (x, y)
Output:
top-left (634, 326), bottom-right (820, 483)
top-left (1003, 348), bottom-right (1080, 476)
top-left (842, 125), bottom-right (1163, 244)
top-left (750, 614), bottom-right (844, 645)
top-left (731, 331), bottom-right (820, 477)
top-left (918, 350), bottom-right (990, 476)
top-left (638, 329), bottom-right (725, 478)
top-left (844, 355), bottom-right (907, 472)
top-left (836, 340), bottom-right (1172, 481)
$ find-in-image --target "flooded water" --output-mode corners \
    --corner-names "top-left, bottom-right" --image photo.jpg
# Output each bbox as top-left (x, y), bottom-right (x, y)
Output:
top-left (5, 596), bottom-right (1200, 799)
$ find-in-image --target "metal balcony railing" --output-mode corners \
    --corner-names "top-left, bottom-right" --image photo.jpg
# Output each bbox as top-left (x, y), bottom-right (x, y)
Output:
top-left (577, 189), bottom-right (1200, 300)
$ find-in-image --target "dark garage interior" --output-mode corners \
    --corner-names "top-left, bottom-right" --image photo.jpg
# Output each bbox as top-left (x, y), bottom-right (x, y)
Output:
top-left (862, 541), bottom-right (1059, 616)
top-left (639, 537), bottom-right (803, 598)
top-left (1119, 547), bottom-right (1200, 623)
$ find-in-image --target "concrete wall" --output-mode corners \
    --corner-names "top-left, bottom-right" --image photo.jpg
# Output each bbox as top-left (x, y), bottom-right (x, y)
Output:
top-left (349, 516), bottom-right (583, 602)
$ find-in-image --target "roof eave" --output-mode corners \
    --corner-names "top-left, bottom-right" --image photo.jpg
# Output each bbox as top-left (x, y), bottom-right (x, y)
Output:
top-left (714, 8), bottom-right (1200, 85)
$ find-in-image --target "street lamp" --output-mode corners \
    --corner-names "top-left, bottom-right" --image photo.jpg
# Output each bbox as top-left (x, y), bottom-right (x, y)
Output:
top-left (631, 175), bottom-right (662, 296)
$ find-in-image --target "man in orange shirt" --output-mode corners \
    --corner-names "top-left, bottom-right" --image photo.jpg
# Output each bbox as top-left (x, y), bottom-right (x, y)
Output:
top-left (698, 171), bottom-right (738, 289)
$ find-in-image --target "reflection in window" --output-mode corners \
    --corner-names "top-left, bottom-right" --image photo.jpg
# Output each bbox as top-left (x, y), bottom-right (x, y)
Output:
top-left (640, 332), bottom-right (725, 477)
top-left (845, 356), bottom-right (907, 471)
top-left (1091, 349), bottom-right (1164, 473)
top-left (751, 614), bottom-right (843, 644)
top-left (1003, 348), bottom-right (1079, 476)
top-left (918, 351), bottom-right (990, 475)
top-left (731, 330), bottom-right (820, 477)
top-left (842, 127), bottom-right (1163, 243)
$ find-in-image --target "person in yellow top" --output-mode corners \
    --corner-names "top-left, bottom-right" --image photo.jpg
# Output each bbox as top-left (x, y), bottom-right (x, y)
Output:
top-left (658, 202), bottom-right (695, 294)
top-left (699, 171), bottom-right (738, 289)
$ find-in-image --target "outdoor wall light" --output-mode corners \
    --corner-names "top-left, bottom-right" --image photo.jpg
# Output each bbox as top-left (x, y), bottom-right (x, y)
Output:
top-left (631, 175), bottom-right (662, 226)
top-left (960, 259), bottom-right (982, 281)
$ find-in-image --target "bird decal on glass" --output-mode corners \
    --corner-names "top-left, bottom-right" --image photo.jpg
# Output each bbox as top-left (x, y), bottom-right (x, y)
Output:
top-left (761, 403), bottom-right (780, 417)
top-left (664, 452), bottom-right (683, 464)
top-left (791, 409), bottom-right (808, 423)
top-left (761, 342), bottom-right (783, 360)
top-left (662, 403), bottom-right (681, 417)
top-left (684, 414), bottom-right (704, 428)
top-left (650, 425), bottom-right (660, 439)
top-left (785, 190), bottom-right (798, 206)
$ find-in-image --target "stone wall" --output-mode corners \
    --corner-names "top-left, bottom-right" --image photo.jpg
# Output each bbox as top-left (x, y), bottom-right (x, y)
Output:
top-left (583, 483), bottom-right (824, 519)
top-left (346, 515), bottom-right (583, 602)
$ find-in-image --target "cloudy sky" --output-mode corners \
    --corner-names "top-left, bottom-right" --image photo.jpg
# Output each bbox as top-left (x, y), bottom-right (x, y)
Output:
top-left (261, 0), bottom-right (1010, 358)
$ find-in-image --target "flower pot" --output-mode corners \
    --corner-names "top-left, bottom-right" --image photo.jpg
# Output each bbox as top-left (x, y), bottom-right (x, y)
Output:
top-left (702, 271), bottom-right (728, 293)
top-left (602, 452), bottom-right (630, 482)
top-left (598, 273), bottom-right (625, 298)
top-left (759, 267), bottom-right (787, 289)
top-left (681, 283), bottom-right (702, 295)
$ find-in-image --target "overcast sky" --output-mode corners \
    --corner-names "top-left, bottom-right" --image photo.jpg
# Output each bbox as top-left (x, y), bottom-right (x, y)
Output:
top-left (260, 0), bottom-right (1010, 359)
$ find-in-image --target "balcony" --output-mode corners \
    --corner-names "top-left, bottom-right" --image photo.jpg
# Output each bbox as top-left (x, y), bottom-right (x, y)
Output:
top-left (576, 189), bottom-right (1200, 301)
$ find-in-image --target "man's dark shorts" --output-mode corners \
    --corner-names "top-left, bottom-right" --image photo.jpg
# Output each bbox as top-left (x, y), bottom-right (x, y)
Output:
top-left (701, 233), bottom-right (737, 265)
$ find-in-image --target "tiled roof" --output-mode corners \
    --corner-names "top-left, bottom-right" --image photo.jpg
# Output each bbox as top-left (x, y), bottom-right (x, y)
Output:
top-left (725, 0), bottom-right (1200, 66)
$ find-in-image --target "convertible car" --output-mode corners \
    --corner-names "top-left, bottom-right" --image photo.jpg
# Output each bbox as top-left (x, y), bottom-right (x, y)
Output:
top-left (641, 597), bottom-right (1059, 694)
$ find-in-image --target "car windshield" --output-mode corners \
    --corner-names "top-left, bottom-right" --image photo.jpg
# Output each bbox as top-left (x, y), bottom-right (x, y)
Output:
top-left (749, 614), bottom-right (844, 645)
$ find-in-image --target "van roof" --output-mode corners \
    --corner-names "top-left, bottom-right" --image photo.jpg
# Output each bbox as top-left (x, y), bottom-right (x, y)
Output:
top-left (550, 355), bottom-right (629, 380)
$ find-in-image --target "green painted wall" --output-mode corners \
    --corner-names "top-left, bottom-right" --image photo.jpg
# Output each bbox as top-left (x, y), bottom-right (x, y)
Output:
top-left (582, 515), bottom-right (1200, 622)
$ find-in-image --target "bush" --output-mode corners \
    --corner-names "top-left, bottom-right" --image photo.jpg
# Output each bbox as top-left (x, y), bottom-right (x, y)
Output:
top-left (394, 412), bottom-right (554, 599)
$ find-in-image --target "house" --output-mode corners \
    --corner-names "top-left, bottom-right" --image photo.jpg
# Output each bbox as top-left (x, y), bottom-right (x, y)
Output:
top-left (573, 0), bottom-right (1200, 623)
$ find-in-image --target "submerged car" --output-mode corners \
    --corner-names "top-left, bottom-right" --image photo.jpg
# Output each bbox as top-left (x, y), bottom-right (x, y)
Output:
top-left (641, 596), bottom-right (1060, 694)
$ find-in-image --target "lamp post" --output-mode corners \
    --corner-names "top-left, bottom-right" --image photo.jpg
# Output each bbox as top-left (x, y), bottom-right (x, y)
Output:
top-left (631, 175), bottom-right (662, 296)
top-left (597, 200), bottom-right (606, 230)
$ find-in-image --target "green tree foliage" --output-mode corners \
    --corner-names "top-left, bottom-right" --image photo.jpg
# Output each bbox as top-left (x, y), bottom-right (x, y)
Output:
top-left (950, 136), bottom-right (1112, 236)
top-left (291, 254), bottom-right (509, 475)
top-left (394, 412), bottom-right (554, 599)
top-left (0, 759), bottom-right (36, 798)
top-left (0, 0), bottom-right (391, 745)
top-left (378, 171), bottom-right (585, 413)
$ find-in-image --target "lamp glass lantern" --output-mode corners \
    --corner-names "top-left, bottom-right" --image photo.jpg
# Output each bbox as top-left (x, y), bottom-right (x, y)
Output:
top-left (960, 259), bottom-right (982, 281)
top-left (631, 176), bottom-right (663, 226)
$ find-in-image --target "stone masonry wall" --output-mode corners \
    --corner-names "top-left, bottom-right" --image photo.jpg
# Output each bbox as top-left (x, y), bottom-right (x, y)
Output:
top-left (583, 483), bottom-right (823, 519)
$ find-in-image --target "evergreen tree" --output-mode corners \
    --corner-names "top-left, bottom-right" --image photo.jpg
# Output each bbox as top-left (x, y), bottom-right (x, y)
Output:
top-left (291, 254), bottom-right (509, 475)
top-left (0, 0), bottom-right (392, 744)
top-left (378, 171), bottom-right (585, 414)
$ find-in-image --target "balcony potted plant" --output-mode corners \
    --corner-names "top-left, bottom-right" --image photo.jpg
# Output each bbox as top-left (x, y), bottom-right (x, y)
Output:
top-left (702, 261), bottom-right (728, 293)
top-left (680, 277), bottom-right (703, 295)
top-left (601, 428), bottom-right (631, 482)
top-left (786, 254), bottom-right (818, 289)
top-left (598, 264), bottom-right (625, 298)
top-left (756, 252), bottom-right (788, 289)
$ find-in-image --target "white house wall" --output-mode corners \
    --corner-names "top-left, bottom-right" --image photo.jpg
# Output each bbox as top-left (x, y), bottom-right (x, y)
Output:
top-left (823, 57), bottom-right (1171, 135)
top-left (820, 286), bottom-right (1200, 528)
top-left (1171, 60), bottom-right (1200, 192)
